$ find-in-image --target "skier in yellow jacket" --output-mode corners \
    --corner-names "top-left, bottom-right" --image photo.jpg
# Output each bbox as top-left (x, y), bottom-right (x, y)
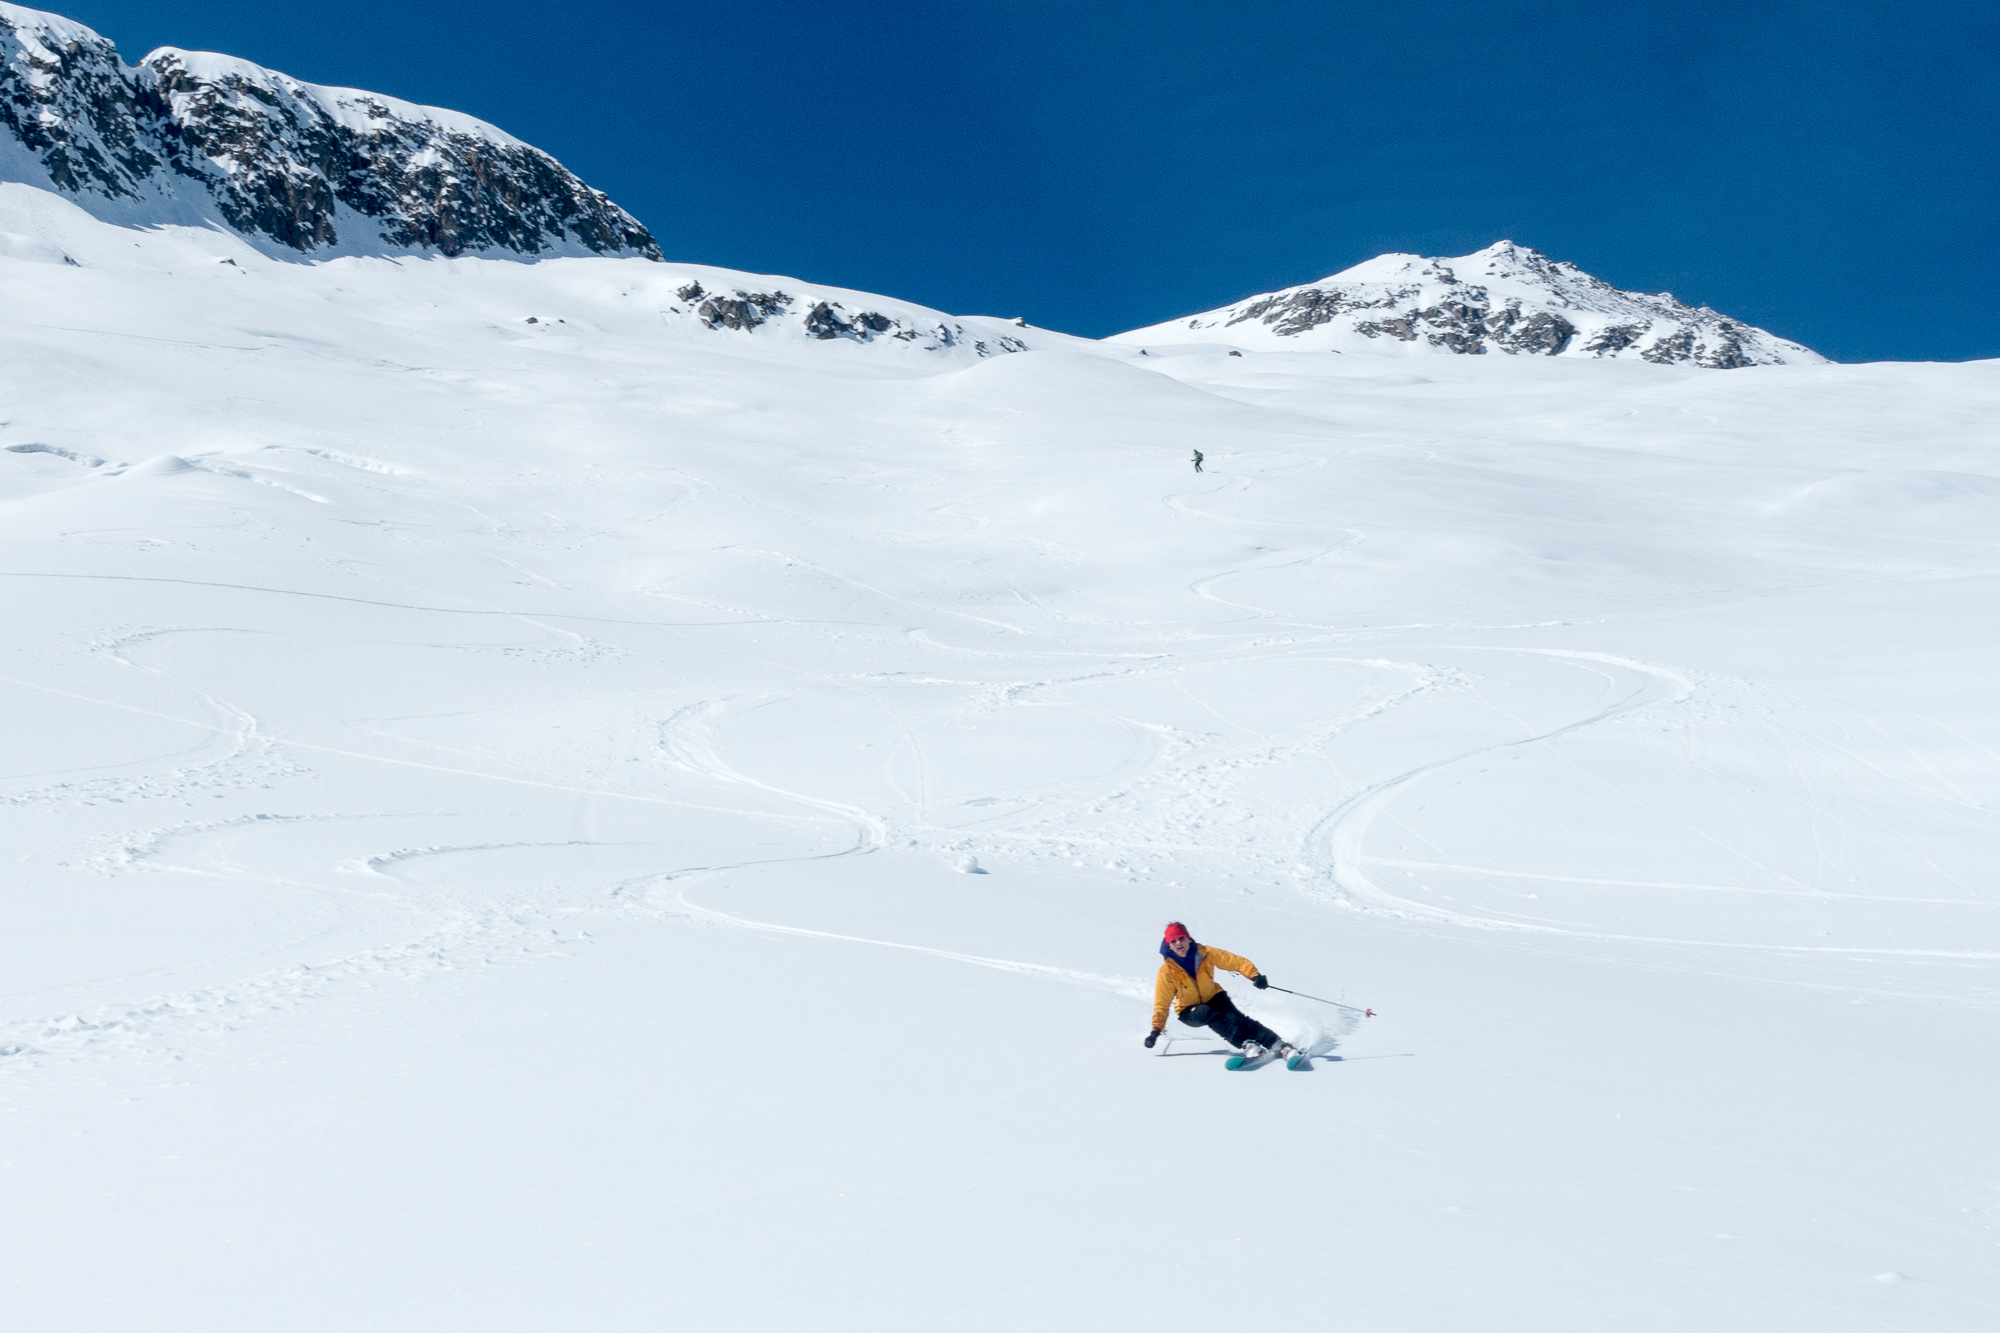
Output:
top-left (1145, 921), bottom-right (1293, 1059)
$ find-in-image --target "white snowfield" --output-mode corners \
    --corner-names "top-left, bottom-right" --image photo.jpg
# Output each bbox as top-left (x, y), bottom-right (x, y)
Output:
top-left (2, 183), bottom-right (1998, 1331)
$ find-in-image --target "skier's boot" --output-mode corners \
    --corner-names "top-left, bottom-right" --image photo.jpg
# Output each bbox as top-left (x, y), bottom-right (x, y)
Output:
top-left (1225, 1040), bottom-right (1269, 1071)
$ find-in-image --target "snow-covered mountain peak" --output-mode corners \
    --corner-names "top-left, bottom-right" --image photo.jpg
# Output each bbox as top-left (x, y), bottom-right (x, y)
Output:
top-left (1118, 240), bottom-right (1823, 368)
top-left (0, 0), bottom-right (86, 45)
top-left (0, 3), bottom-right (658, 260)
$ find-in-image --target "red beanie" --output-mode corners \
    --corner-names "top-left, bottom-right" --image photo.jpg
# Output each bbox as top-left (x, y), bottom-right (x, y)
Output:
top-left (1163, 921), bottom-right (1190, 943)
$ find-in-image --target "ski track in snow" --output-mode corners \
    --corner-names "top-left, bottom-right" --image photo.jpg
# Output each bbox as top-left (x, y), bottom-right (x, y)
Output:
top-left (1311, 647), bottom-right (1699, 930)
top-left (6, 503), bottom-right (1985, 1058)
top-left (669, 887), bottom-right (1148, 1000)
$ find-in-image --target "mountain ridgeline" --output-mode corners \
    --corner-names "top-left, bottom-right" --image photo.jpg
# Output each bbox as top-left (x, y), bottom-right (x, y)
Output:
top-left (0, 3), bottom-right (658, 260)
top-left (1117, 242), bottom-right (1823, 368)
top-left (2, 5), bottom-right (1819, 367)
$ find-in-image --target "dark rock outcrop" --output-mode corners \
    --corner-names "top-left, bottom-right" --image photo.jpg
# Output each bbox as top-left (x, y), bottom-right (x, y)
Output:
top-left (666, 284), bottom-right (1030, 357)
top-left (1, 5), bottom-right (660, 260)
top-left (802, 300), bottom-right (899, 340)
top-left (1485, 303), bottom-right (1576, 355)
top-left (1583, 323), bottom-right (1646, 356)
top-left (698, 290), bottom-right (791, 331)
top-left (0, 6), bottom-right (161, 198)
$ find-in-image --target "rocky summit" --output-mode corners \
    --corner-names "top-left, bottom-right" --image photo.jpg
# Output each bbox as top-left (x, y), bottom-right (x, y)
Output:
top-left (0, 2), bottom-right (659, 260)
top-left (1115, 241), bottom-right (1822, 367)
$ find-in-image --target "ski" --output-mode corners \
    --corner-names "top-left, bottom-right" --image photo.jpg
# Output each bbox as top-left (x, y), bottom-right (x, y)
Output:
top-left (1286, 1052), bottom-right (1309, 1071)
top-left (1226, 1043), bottom-right (1294, 1071)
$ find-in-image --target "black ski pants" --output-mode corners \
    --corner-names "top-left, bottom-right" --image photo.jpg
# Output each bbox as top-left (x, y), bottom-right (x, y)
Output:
top-left (1177, 990), bottom-right (1279, 1050)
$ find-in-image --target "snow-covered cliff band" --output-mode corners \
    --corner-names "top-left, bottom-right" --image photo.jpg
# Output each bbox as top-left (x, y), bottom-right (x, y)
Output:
top-left (0, 1), bottom-right (658, 260)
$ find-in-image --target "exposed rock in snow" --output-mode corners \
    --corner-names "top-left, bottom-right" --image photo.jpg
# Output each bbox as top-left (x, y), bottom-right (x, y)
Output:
top-left (802, 300), bottom-right (894, 340)
top-left (697, 288), bottom-right (791, 332)
top-left (1116, 241), bottom-right (1823, 367)
top-left (0, 2), bottom-right (659, 260)
top-left (661, 276), bottom-right (1031, 355)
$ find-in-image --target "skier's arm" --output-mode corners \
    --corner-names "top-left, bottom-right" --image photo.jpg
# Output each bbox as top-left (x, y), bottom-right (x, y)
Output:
top-left (1150, 968), bottom-right (1174, 1033)
top-left (1204, 947), bottom-right (1261, 981)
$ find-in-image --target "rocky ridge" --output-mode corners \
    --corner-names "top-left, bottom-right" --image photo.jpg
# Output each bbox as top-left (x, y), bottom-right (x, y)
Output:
top-left (667, 279), bottom-right (1030, 355)
top-left (1116, 241), bottom-right (1823, 367)
top-left (0, 3), bottom-right (658, 260)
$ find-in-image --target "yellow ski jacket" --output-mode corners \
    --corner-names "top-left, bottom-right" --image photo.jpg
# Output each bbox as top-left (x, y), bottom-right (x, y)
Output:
top-left (1151, 945), bottom-right (1260, 1031)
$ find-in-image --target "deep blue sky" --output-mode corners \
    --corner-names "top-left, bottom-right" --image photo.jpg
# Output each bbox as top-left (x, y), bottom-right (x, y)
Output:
top-left (53, 0), bottom-right (2000, 360)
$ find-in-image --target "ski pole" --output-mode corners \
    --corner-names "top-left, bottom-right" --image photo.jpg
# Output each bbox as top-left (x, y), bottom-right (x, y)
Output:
top-left (1265, 984), bottom-right (1374, 1018)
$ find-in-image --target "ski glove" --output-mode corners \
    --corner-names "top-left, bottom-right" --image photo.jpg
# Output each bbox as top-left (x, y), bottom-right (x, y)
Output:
top-left (1144, 1029), bottom-right (1162, 1048)
top-left (1252, 974), bottom-right (1269, 989)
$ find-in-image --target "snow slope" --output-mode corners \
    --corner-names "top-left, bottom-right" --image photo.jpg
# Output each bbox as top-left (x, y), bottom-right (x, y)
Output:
top-left (1117, 240), bottom-right (1824, 367)
top-left (2, 188), bottom-right (1998, 1331)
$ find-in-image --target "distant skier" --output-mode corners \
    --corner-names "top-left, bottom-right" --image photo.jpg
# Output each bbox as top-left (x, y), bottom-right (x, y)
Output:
top-left (1145, 922), bottom-right (1293, 1060)
top-left (1192, 449), bottom-right (1204, 473)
